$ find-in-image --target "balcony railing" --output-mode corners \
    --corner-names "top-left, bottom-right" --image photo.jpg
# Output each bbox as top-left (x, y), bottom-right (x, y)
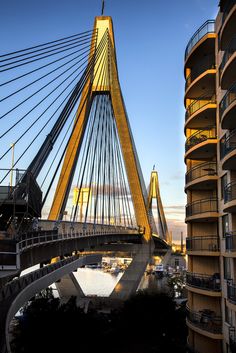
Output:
top-left (185, 127), bottom-right (216, 153)
top-left (185, 96), bottom-right (216, 121)
top-left (186, 198), bottom-right (218, 217)
top-left (185, 55), bottom-right (216, 90)
top-left (186, 235), bottom-right (219, 252)
top-left (224, 181), bottom-right (236, 203)
top-left (186, 307), bottom-right (222, 334)
top-left (225, 231), bottom-right (236, 251)
top-left (227, 281), bottom-right (236, 304)
top-left (185, 20), bottom-right (215, 60)
top-left (221, 129), bottom-right (236, 158)
top-left (220, 81), bottom-right (236, 118)
top-left (186, 272), bottom-right (221, 291)
top-left (186, 161), bottom-right (217, 184)
top-left (220, 35), bottom-right (236, 74)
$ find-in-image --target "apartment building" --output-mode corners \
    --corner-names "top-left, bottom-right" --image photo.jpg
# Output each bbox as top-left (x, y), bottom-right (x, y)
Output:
top-left (184, 1), bottom-right (236, 352)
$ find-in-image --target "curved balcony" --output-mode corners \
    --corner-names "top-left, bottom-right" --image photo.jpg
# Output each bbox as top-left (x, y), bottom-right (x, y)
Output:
top-left (185, 96), bottom-right (216, 130)
top-left (185, 56), bottom-right (216, 101)
top-left (185, 161), bottom-right (217, 190)
top-left (186, 272), bottom-right (221, 294)
top-left (185, 20), bottom-right (215, 62)
top-left (227, 281), bottom-right (236, 304)
top-left (220, 1), bottom-right (236, 50)
top-left (224, 181), bottom-right (236, 212)
top-left (220, 36), bottom-right (236, 89)
top-left (186, 307), bottom-right (222, 337)
top-left (220, 82), bottom-right (236, 129)
top-left (186, 235), bottom-right (219, 255)
top-left (221, 129), bottom-right (236, 169)
top-left (225, 231), bottom-right (236, 252)
top-left (186, 198), bottom-right (218, 222)
top-left (185, 127), bottom-right (217, 160)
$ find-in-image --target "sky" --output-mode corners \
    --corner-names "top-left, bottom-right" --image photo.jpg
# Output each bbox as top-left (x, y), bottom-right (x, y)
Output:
top-left (0, 0), bottom-right (219, 241)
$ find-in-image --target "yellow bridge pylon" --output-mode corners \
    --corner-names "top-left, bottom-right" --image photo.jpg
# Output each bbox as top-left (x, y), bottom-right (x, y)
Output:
top-left (147, 169), bottom-right (171, 244)
top-left (48, 16), bottom-right (152, 241)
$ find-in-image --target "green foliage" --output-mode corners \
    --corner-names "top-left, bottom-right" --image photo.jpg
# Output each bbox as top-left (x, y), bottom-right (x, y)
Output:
top-left (11, 290), bottom-right (187, 353)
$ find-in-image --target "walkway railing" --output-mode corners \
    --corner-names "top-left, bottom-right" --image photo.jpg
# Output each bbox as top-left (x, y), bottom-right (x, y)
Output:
top-left (186, 198), bottom-right (218, 217)
top-left (185, 20), bottom-right (215, 60)
top-left (220, 82), bottom-right (236, 118)
top-left (186, 272), bottom-right (221, 291)
top-left (185, 55), bottom-right (215, 90)
top-left (186, 307), bottom-right (222, 334)
top-left (186, 236), bottom-right (219, 252)
top-left (185, 161), bottom-right (217, 184)
top-left (221, 129), bottom-right (236, 158)
top-left (220, 35), bottom-right (236, 74)
top-left (185, 96), bottom-right (216, 121)
top-left (224, 181), bottom-right (236, 203)
top-left (225, 231), bottom-right (236, 251)
top-left (185, 127), bottom-right (216, 152)
top-left (0, 225), bottom-right (140, 270)
top-left (227, 281), bottom-right (236, 304)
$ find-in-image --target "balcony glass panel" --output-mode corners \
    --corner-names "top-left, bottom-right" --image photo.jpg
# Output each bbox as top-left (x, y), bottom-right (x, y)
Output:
top-left (221, 129), bottom-right (236, 158)
top-left (186, 236), bottom-right (219, 251)
top-left (185, 96), bottom-right (216, 121)
top-left (185, 55), bottom-right (215, 90)
top-left (185, 127), bottom-right (216, 153)
top-left (186, 162), bottom-right (217, 184)
top-left (186, 307), bottom-right (222, 334)
top-left (220, 81), bottom-right (236, 118)
top-left (186, 198), bottom-right (218, 217)
top-left (220, 35), bottom-right (236, 73)
top-left (186, 272), bottom-right (221, 291)
top-left (185, 20), bottom-right (215, 60)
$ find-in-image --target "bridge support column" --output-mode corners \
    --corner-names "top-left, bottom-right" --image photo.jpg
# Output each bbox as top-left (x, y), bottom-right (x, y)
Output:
top-left (110, 239), bottom-right (155, 301)
top-left (55, 272), bottom-right (84, 300)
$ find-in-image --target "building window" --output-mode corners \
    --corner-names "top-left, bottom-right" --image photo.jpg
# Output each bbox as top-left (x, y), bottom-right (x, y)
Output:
top-left (222, 214), bottom-right (229, 238)
top-left (224, 257), bottom-right (231, 280)
top-left (221, 173), bottom-right (228, 200)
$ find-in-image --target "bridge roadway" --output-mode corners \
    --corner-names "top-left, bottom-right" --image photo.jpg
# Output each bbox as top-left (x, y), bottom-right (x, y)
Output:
top-left (0, 220), bottom-right (169, 352)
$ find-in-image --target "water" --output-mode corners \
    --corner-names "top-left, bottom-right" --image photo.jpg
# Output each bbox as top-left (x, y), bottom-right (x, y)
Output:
top-left (73, 268), bottom-right (123, 296)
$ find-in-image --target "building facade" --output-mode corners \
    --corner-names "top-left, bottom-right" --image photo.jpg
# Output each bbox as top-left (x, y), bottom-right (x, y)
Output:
top-left (184, 1), bottom-right (236, 352)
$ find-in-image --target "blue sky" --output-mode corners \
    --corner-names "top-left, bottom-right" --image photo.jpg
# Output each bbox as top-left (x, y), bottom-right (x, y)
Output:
top-left (1, 0), bottom-right (219, 240)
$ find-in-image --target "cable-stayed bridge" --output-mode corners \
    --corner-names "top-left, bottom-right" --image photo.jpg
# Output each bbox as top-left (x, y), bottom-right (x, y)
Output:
top-left (0, 16), bottom-right (170, 352)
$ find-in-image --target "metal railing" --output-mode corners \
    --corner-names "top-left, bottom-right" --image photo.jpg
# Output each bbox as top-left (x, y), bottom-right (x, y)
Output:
top-left (185, 96), bottom-right (216, 121)
top-left (186, 272), bottom-right (221, 291)
top-left (186, 306), bottom-right (222, 334)
top-left (220, 35), bottom-right (236, 74)
top-left (186, 236), bottom-right (219, 252)
top-left (0, 225), bottom-right (140, 270)
top-left (185, 20), bottom-right (215, 60)
top-left (225, 231), bottom-right (236, 251)
top-left (185, 55), bottom-right (215, 90)
top-left (185, 127), bottom-right (216, 152)
top-left (221, 129), bottom-right (236, 158)
top-left (186, 198), bottom-right (218, 217)
top-left (227, 281), bottom-right (236, 304)
top-left (185, 161), bottom-right (217, 184)
top-left (224, 181), bottom-right (236, 203)
top-left (220, 81), bottom-right (236, 118)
